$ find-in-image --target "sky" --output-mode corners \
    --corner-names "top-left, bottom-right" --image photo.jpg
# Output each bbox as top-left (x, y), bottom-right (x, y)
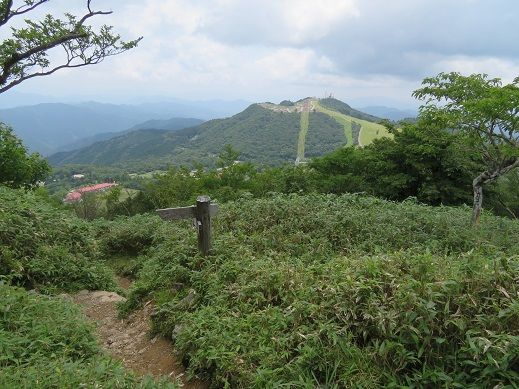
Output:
top-left (1, 0), bottom-right (519, 109)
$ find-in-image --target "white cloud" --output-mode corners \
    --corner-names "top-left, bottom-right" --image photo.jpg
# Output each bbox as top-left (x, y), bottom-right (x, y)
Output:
top-left (432, 56), bottom-right (519, 83)
top-left (199, 0), bottom-right (359, 46)
top-left (2, 0), bottom-right (518, 108)
top-left (277, 0), bottom-right (360, 44)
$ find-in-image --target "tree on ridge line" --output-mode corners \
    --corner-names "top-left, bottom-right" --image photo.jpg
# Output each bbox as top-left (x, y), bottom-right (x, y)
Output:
top-left (414, 72), bottom-right (519, 225)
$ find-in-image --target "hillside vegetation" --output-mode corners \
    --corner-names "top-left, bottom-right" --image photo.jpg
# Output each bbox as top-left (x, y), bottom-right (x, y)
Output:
top-left (105, 194), bottom-right (519, 387)
top-left (60, 117), bottom-right (205, 152)
top-left (0, 186), bottom-right (176, 387)
top-left (315, 100), bottom-right (391, 146)
top-left (2, 170), bottom-right (519, 387)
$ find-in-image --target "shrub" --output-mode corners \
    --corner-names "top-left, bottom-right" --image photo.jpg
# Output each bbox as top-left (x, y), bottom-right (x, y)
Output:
top-left (0, 186), bottom-right (115, 292)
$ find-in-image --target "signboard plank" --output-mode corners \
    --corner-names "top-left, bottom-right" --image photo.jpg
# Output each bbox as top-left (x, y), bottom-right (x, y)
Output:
top-left (156, 206), bottom-right (196, 221)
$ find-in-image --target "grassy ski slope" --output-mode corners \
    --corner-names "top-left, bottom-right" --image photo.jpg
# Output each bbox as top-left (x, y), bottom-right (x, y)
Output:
top-left (314, 100), bottom-right (390, 146)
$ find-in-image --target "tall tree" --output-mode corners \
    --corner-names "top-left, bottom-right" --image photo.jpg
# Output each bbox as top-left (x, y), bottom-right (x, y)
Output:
top-left (0, 0), bottom-right (141, 93)
top-left (414, 73), bottom-right (519, 225)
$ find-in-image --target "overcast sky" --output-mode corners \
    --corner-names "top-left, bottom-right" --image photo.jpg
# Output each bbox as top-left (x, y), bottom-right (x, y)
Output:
top-left (2, 0), bottom-right (518, 108)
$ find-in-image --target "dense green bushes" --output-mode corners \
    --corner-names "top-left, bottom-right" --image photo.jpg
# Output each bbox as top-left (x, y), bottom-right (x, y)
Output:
top-left (117, 194), bottom-right (519, 387)
top-left (311, 123), bottom-right (482, 206)
top-left (0, 186), bottom-right (177, 386)
top-left (0, 186), bottom-right (115, 292)
top-left (0, 123), bottom-right (50, 189)
top-left (2, 182), bottom-right (518, 387)
top-left (0, 283), bottom-right (175, 388)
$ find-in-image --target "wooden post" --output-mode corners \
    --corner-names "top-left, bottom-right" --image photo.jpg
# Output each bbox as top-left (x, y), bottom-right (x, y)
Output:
top-left (196, 195), bottom-right (212, 256)
top-left (156, 196), bottom-right (218, 256)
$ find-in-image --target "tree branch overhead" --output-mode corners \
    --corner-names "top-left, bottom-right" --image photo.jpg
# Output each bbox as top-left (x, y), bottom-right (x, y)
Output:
top-left (0, 0), bottom-right (141, 93)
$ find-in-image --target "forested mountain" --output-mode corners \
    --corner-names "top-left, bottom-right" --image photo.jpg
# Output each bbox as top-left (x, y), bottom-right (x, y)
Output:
top-left (48, 98), bottom-right (391, 169)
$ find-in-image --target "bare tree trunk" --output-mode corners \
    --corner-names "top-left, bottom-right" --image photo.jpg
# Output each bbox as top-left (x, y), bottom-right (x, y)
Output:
top-left (471, 178), bottom-right (484, 226)
top-left (471, 158), bottom-right (519, 226)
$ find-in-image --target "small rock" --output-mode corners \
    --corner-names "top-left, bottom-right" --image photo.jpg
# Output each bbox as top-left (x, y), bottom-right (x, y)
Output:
top-left (91, 291), bottom-right (126, 303)
top-left (171, 324), bottom-right (183, 341)
top-left (179, 289), bottom-right (197, 308)
top-left (57, 293), bottom-right (74, 302)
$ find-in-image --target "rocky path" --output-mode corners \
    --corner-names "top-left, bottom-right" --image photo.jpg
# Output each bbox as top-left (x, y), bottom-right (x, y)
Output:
top-left (71, 278), bottom-right (205, 388)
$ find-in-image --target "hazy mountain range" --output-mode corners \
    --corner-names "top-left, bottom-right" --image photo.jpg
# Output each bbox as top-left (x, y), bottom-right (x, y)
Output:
top-left (0, 98), bottom-right (249, 155)
top-left (358, 106), bottom-right (417, 121)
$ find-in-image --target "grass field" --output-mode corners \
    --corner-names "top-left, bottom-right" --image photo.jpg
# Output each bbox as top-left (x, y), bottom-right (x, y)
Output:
top-left (354, 117), bottom-right (392, 146)
top-left (129, 170), bottom-right (167, 179)
top-left (297, 110), bottom-right (309, 161)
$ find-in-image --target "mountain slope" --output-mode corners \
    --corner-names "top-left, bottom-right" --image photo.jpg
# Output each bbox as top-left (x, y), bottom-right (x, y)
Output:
top-left (58, 117), bottom-right (205, 152)
top-left (128, 117), bottom-right (204, 131)
top-left (48, 98), bottom-right (390, 169)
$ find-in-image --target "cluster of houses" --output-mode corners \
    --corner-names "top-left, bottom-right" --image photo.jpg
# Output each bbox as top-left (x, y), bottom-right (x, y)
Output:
top-left (64, 182), bottom-right (118, 203)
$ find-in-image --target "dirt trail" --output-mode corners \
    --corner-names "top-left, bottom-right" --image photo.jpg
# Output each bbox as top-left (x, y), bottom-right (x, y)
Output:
top-left (71, 277), bottom-right (205, 388)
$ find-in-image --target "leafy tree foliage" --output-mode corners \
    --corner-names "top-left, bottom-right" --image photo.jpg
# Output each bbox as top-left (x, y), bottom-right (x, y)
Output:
top-left (217, 144), bottom-right (240, 168)
top-left (487, 170), bottom-right (519, 219)
top-left (0, 122), bottom-right (50, 188)
top-left (0, 0), bottom-right (141, 93)
top-left (311, 122), bottom-right (481, 205)
top-left (413, 72), bottom-right (519, 225)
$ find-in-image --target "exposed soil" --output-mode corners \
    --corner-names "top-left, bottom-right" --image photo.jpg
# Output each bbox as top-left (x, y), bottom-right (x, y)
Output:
top-left (70, 277), bottom-right (206, 388)
top-left (117, 276), bottom-right (133, 290)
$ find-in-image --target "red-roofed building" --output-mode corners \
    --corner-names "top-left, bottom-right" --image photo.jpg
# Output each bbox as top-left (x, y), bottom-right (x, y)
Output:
top-left (64, 183), bottom-right (118, 203)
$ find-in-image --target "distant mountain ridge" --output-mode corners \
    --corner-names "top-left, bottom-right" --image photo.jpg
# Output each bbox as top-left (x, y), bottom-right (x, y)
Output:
top-left (49, 98), bottom-right (392, 170)
top-left (127, 117), bottom-right (204, 131)
top-left (58, 117), bottom-right (205, 152)
top-left (358, 105), bottom-right (417, 121)
top-left (0, 100), bottom-right (247, 155)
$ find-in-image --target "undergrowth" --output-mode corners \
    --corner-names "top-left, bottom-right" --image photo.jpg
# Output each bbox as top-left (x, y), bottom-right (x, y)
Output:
top-left (113, 193), bottom-right (519, 388)
top-left (0, 283), bottom-right (176, 388)
top-left (0, 186), bottom-right (115, 292)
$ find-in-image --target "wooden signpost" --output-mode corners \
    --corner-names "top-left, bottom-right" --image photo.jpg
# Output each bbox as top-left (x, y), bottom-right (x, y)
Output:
top-left (156, 196), bottom-right (218, 256)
